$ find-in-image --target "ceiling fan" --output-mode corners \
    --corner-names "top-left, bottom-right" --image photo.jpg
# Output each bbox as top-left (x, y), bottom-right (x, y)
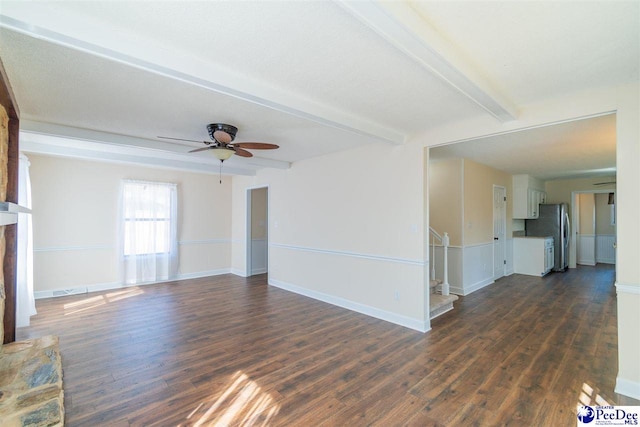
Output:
top-left (159, 123), bottom-right (279, 182)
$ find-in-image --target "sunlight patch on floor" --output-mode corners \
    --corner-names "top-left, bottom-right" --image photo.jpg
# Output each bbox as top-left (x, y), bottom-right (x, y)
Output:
top-left (182, 371), bottom-right (280, 426)
top-left (578, 382), bottom-right (613, 407)
top-left (105, 287), bottom-right (144, 302)
top-left (63, 287), bottom-right (144, 315)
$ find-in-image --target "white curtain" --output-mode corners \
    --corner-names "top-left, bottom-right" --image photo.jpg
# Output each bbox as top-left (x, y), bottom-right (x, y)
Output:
top-left (16, 153), bottom-right (36, 327)
top-left (120, 180), bottom-right (178, 285)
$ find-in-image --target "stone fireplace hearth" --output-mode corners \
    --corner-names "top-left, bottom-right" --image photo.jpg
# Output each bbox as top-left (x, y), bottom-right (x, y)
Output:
top-left (0, 332), bottom-right (64, 427)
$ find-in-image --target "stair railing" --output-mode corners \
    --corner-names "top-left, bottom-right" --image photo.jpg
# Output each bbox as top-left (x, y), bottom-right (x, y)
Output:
top-left (429, 227), bottom-right (450, 296)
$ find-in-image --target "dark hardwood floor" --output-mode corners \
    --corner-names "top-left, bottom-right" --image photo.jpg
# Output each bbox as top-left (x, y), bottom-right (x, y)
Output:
top-left (17, 264), bottom-right (638, 426)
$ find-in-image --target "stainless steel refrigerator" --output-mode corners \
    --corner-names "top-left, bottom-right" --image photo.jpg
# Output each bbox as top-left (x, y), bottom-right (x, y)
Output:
top-left (525, 203), bottom-right (570, 272)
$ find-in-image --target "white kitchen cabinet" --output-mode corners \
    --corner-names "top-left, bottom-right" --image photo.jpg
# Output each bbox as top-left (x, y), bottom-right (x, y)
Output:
top-left (514, 188), bottom-right (547, 219)
top-left (513, 237), bottom-right (554, 276)
top-left (513, 175), bottom-right (547, 219)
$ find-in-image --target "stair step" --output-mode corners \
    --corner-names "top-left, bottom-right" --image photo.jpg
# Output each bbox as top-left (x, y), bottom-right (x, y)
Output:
top-left (430, 294), bottom-right (458, 320)
top-left (429, 279), bottom-right (442, 288)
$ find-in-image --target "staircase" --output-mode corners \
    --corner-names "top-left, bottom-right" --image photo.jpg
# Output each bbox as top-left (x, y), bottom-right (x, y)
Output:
top-left (429, 279), bottom-right (458, 319)
top-left (429, 228), bottom-right (458, 319)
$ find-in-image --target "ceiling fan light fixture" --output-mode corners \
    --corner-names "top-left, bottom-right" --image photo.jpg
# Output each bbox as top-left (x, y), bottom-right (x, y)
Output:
top-left (207, 123), bottom-right (238, 144)
top-left (211, 147), bottom-right (235, 161)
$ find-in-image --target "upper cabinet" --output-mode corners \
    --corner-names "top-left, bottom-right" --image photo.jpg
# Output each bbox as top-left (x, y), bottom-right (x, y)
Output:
top-left (513, 174), bottom-right (547, 219)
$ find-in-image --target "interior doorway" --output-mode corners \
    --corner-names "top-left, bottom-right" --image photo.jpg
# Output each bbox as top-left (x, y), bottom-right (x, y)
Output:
top-left (246, 187), bottom-right (269, 276)
top-left (570, 190), bottom-right (616, 269)
top-left (493, 185), bottom-right (507, 280)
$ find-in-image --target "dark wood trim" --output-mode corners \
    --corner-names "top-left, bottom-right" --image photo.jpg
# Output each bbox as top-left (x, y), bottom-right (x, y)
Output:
top-left (0, 56), bottom-right (20, 344)
top-left (3, 119), bottom-right (19, 343)
top-left (0, 57), bottom-right (19, 120)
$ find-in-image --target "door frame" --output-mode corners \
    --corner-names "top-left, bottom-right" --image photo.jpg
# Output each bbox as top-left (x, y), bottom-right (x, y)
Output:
top-left (570, 189), bottom-right (616, 270)
top-left (493, 185), bottom-right (507, 280)
top-left (245, 185), bottom-right (269, 277)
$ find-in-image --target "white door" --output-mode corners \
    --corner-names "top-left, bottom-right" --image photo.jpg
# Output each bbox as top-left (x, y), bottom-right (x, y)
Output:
top-left (493, 186), bottom-right (507, 280)
top-left (576, 193), bottom-right (596, 266)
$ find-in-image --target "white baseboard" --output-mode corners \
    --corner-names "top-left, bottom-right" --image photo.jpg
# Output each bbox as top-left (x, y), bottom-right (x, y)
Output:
top-left (34, 268), bottom-right (232, 299)
top-left (615, 377), bottom-right (640, 401)
top-left (230, 268), bottom-right (248, 277)
top-left (449, 285), bottom-right (464, 296)
top-left (177, 268), bottom-right (231, 280)
top-left (251, 268), bottom-right (268, 275)
top-left (463, 278), bottom-right (494, 296)
top-left (451, 277), bottom-right (501, 297)
top-left (268, 278), bottom-right (430, 333)
top-left (616, 282), bottom-right (640, 295)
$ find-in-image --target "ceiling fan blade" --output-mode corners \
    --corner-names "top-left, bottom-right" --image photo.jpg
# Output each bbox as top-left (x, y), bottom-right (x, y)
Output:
top-left (234, 147), bottom-right (253, 157)
top-left (188, 146), bottom-right (213, 153)
top-left (159, 136), bottom-right (208, 144)
top-left (232, 142), bottom-right (279, 150)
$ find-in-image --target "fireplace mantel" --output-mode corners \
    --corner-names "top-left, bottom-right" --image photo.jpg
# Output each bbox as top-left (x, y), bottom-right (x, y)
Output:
top-left (0, 202), bottom-right (30, 226)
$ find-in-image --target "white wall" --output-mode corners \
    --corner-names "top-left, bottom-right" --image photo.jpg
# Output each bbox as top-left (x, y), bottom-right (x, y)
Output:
top-left (28, 154), bottom-right (232, 296)
top-left (429, 157), bottom-right (463, 246)
top-left (613, 85), bottom-right (640, 400)
top-left (429, 157), bottom-right (512, 295)
top-left (232, 141), bottom-right (429, 331)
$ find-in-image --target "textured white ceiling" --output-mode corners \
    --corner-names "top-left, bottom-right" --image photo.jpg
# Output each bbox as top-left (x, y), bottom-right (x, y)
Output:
top-left (0, 29), bottom-right (376, 163)
top-left (45, 0), bottom-right (485, 132)
top-left (430, 113), bottom-right (617, 181)
top-left (0, 1), bottom-right (637, 177)
top-left (411, 1), bottom-right (639, 105)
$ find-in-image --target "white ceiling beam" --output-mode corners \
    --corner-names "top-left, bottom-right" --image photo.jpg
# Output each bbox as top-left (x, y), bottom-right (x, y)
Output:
top-left (337, 1), bottom-right (518, 122)
top-left (19, 121), bottom-right (290, 175)
top-left (21, 138), bottom-right (259, 176)
top-left (0, 11), bottom-right (405, 145)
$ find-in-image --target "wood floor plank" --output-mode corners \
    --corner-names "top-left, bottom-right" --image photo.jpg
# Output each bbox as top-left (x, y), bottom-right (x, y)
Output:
top-left (16, 265), bottom-right (639, 426)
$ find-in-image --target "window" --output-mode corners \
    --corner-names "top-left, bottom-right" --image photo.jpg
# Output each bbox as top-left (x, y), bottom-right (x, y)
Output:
top-left (123, 181), bottom-right (174, 255)
top-left (121, 180), bottom-right (178, 284)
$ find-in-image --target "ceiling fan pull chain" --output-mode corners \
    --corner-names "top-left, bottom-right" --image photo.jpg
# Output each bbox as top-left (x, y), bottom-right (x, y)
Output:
top-left (219, 160), bottom-right (223, 184)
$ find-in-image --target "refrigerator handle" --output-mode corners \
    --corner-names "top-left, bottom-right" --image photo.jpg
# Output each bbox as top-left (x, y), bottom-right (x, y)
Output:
top-left (564, 210), bottom-right (570, 242)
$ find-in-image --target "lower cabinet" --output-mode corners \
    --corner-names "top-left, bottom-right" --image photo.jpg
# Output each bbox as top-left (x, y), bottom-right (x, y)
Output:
top-left (513, 237), bottom-right (554, 277)
top-left (545, 239), bottom-right (555, 273)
